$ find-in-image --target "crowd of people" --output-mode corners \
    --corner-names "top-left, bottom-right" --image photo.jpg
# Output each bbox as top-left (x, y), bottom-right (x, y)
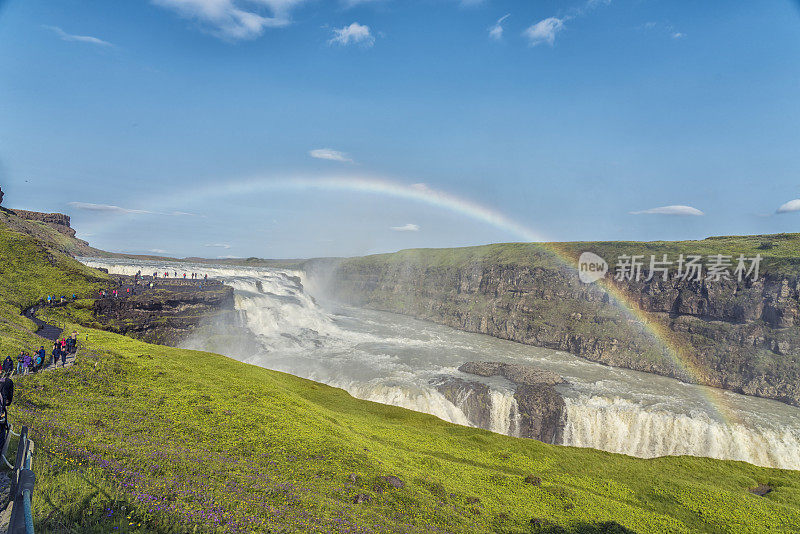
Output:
top-left (153, 271), bottom-right (208, 280)
top-left (3, 332), bottom-right (77, 377)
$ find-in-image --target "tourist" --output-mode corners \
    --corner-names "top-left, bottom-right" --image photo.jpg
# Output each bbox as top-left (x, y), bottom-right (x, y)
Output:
top-left (36, 346), bottom-right (46, 368)
top-left (33, 350), bottom-right (42, 372)
top-left (61, 342), bottom-right (67, 366)
top-left (52, 342), bottom-right (61, 367)
top-left (0, 374), bottom-right (14, 454)
top-left (22, 352), bottom-right (32, 374)
top-left (70, 332), bottom-right (78, 354)
top-left (16, 352), bottom-right (24, 375)
top-left (1, 355), bottom-right (12, 377)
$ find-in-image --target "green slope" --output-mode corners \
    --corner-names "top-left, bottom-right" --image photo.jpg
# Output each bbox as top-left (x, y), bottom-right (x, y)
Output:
top-left (1, 221), bottom-right (799, 533)
top-left (338, 232), bottom-right (800, 275)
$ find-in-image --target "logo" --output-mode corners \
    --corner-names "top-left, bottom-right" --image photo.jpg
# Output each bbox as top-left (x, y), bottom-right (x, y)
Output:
top-left (578, 252), bottom-right (608, 284)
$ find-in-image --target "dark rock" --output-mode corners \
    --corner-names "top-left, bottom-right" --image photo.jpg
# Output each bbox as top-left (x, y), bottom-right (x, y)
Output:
top-left (352, 493), bottom-right (370, 504)
top-left (515, 385), bottom-right (565, 443)
top-left (750, 484), bottom-right (772, 496)
top-left (348, 474), bottom-right (359, 484)
top-left (0, 186), bottom-right (3, 206)
top-left (458, 361), bottom-right (563, 386)
top-left (432, 376), bottom-right (492, 429)
top-left (11, 209), bottom-right (75, 237)
top-left (455, 362), bottom-right (566, 442)
top-left (380, 475), bottom-right (405, 489)
top-left (524, 475), bottom-right (542, 486)
top-left (90, 277), bottom-right (236, 346)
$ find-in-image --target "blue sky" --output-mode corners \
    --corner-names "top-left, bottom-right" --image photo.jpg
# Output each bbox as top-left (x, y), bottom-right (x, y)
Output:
top-left (1, 0), bottom-right (799, 258)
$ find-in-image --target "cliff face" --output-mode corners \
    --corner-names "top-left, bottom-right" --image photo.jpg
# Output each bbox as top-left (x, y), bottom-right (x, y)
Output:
top-left (0, 208), bottom-right (105, 257)
top-left (329, 251), bottom-right (800, 406)
top-left (10, 210), bottom-right (75, 237)
top-left (432, 362), bottom-right (566, 443)
top-left (91, 279), bottom-right (236, 346)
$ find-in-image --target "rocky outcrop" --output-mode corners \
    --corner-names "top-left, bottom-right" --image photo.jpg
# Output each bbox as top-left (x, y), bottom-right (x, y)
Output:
top-left (513, 384), bottom-right (565, 444)
top-left (91, 278), bottom-right (236, 345)
top-left (329, 250), bottom-right (800, 406)
top-left (458, 361), bottom-right (563, 386)
top-left (433, 377), bottom-right (493, 430)
top-left (0, 208), bottom-right (103, 256)
top-left (433, 362), bottom-right (566, 443)
top-left (11, 210), bottom-right (76, 237)
top-left (459, 362), bottom-right (565, 443)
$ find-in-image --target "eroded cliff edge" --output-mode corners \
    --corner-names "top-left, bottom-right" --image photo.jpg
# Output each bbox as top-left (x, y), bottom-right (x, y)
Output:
top-left (327, 240), bottom-right (800, 406)
top-left (433, 362), bottom-right (566, 443)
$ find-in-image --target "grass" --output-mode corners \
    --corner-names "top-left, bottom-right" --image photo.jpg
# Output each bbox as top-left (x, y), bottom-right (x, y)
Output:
top-left (339, 233), bottom-right (800, 275)
top-left (1, 217), bottom-right (800, 532)
top-left (16, 317), bottom-right (800, 533)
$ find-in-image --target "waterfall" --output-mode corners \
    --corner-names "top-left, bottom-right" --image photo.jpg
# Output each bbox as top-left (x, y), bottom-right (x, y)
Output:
top-left (561, 396), bottom-right (800, 470)
top-left (488, 390), bottom-right (520, 437)
top-left (80, 257), bottom-right (800, 470)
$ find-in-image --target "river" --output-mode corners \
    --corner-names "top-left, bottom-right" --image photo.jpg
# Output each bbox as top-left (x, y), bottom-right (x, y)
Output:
top-left (82, 258), bottom-right (800, 470)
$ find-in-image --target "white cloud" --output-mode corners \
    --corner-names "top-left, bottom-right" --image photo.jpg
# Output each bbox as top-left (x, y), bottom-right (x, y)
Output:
top-left (68, 202), bottom-right (152, 214)
top-left (776, 199), bottom-right (800, 214)
top-left (630, 205), bottom-right (704, 216)
top-left (68, 202), bottom-right (199, 217)
top-left (204, 243), bottom-right (232, 249)
top-left (329, 22), bottom-right (374, 46)
top-left (152, 0), bottom-right (304, 40)
top-left (523, 17), bottom-right (565, 46)
top-left (410, 183), bottom-right (431, 192)
top-left (169, 210), bottom-right (199, 216)
top-left (391, 223), bottom-right (420, 232)
top-left (671, 32), bottom-right (685, 39)
top-left (309, 148), bottom-right (353, 163)
top-left (489, 14), bottom-right (510, 41)
top-left (149, 249), bottom-right (168, 254)
top-left (42, 25), bottom-right (113, 47)
top-left (218, 255), bottom-right (242, 259)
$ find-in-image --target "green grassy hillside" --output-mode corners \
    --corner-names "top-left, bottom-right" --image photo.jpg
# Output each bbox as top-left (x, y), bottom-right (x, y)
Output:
top-left (1, 221), bottom-right (800, 533)
top-left (339, 232), bottom-right (800, 275)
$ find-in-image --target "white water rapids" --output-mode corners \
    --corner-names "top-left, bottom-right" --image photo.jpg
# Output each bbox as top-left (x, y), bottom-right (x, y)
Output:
top-left (83, 258), bottom-right (800, 470)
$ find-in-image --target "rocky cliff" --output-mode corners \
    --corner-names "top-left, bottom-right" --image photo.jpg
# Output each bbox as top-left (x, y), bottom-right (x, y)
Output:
top-left (0, 208), bottom-right (104, 257)
top-left (10, 210), bottom-right (75, 237)
top-left (90, 277), bottom-right (237, 345)
top-left (433, 362), bottom-right (566, 443)
top-left (328, 238), bottom-right (800, 406)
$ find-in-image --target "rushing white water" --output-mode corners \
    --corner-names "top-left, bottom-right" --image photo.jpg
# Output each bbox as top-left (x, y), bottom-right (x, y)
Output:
top-left (82, 258), bottom-right (800, 470)
top-left (488, 389), bottom-right (521, 436)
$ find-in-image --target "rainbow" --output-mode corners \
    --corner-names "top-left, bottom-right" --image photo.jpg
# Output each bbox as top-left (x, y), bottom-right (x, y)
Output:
top-left (94, 174), bottom-right (736, 422)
